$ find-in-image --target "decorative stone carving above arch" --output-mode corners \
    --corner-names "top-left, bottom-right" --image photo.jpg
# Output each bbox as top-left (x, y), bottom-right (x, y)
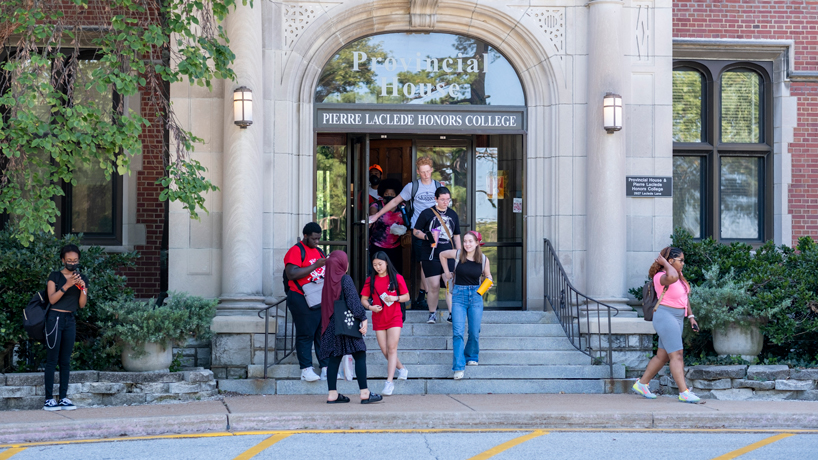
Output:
top-left (282, 3), bottom-right (329, 55)
top-left (410, 0), bottom-right (439, 29)
top-left (525, 7), bottom-right (565, 56)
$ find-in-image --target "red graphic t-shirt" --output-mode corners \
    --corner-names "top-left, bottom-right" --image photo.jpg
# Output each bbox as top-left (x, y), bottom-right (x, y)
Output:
top-left (361, 274), bottom-right (408, 330)
top-left (283, 244), bottom-right (325, 293)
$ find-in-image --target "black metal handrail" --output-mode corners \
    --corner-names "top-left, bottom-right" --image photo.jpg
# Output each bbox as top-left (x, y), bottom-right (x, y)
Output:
top-left (258, 296), bottom-right (289, 378)
top-left (543, 238), bottom-right (617, 378)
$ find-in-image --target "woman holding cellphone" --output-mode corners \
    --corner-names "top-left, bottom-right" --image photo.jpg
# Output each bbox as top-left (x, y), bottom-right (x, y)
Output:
top-left (43, 244), bottom-right (89, 411)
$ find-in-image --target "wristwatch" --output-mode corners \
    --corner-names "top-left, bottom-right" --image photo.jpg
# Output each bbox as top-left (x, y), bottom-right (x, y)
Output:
top-left (59, 287), bottom-right (66, 293)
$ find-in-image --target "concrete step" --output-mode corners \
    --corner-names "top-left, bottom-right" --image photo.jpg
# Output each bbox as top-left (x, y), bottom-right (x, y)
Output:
top-left (396, 310), bottom-right (558, 324)
top-left (360, 335), bottom-right (579, 351)
top-left (252, 363), bottom-right (624, 380)
top-left (403, 323), bottom-right (567, 337)
top-left (219, 378), bottom-right (608, 395)
top-left (271, 349), bottom-right (595, 367)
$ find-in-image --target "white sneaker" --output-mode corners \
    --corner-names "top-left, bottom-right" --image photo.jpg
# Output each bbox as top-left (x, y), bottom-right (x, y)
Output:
top-left (453, 371), bottom-right (464, 380)
top-left (320, 367), bottom-right (328, 381)
top-left (301, 367), bottom-right (320, 382)
top-left (397, 367), bottom-right (409, 380)
top-left (382, 381), bottom-right (395, 396)
top-left (467, 361), bottom-right (478, 366)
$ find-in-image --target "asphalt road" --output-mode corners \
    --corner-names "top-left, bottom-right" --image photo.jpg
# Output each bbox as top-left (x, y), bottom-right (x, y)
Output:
top-left (2, 430), bottom-right (816, 460)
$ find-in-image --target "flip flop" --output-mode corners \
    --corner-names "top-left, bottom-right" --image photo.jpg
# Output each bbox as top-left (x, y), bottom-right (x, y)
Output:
top-left (327, 394), bottom-right (350, 404)
top-left (361, 393), bottom-right (383, 404)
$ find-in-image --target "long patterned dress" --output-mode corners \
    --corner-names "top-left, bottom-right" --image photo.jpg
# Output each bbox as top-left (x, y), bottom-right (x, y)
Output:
top-left (318, 275), bottom-right (368, 359)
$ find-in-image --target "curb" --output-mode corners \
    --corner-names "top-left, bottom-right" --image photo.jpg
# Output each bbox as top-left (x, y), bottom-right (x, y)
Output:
top-left (3, 411), bottom-right (818, 444)
top-left (0, 414), bottom-right (227, 445)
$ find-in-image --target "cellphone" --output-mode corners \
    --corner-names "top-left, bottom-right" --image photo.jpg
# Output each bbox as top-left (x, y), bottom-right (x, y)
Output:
top-left (692, 323), bottom-right (699, 332)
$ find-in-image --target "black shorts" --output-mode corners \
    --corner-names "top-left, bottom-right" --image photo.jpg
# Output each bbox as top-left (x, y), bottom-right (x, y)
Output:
top-left (421, 255), bottom-right (455, 279)
top-left (412, 235), bottom-right (424, 263)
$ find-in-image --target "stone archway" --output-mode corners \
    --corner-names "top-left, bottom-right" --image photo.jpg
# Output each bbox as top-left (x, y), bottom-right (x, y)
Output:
top-left (276, 1), bottom-right (567, 303)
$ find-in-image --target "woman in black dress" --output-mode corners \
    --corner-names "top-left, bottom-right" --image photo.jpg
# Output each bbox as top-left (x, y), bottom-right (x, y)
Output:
top-left (319, 250), bottom-right (383, 404)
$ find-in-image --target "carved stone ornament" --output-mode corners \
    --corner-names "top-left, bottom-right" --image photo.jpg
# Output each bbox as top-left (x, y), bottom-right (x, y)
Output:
top-left (283, 3), bottom-right (322, 50)
top-left (526, 8), bottom-right (565, 56)
top-left (410, 0), bottom-right (439, 29)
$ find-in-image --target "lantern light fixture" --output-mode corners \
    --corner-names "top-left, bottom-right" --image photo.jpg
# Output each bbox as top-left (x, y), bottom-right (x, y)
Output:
top-left (233, 86), bottom-right (253, 129)
top-left (603, 92), bottom-right (622, 133)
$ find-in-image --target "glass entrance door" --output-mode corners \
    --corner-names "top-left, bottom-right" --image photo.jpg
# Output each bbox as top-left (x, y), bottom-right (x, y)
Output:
top-left (317, 133), bottom-right (524, 309)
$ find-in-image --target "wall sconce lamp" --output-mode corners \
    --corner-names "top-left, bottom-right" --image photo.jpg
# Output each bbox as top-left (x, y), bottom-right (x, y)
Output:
top-left (233, 86), bottom-right (253, 129)
top-left (603, 92), bottom-right (622, 133)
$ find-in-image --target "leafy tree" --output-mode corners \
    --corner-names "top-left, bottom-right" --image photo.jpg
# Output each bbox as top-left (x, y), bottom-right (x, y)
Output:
top-left (0, 0), bottom-right (248, 244)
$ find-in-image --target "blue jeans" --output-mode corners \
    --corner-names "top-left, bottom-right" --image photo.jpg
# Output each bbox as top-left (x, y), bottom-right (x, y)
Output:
top-left (451, 285), bottom-right (483, 372)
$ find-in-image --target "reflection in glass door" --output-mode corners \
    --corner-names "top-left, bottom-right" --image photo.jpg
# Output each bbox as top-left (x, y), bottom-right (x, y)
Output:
top-left (316, 133), bottom-right (347, 247)
top-left (474, 135), bottom-right (524, 309)
top-left (417, 141), bottom-right (470, 228)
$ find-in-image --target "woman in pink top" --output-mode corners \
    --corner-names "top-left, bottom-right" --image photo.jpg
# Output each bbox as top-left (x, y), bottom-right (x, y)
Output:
top-left (632, 247), bottom-right (701, 403)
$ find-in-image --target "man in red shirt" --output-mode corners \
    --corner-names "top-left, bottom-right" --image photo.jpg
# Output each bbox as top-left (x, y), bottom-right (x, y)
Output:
top-left (284, 222), bottom-right (329, 381)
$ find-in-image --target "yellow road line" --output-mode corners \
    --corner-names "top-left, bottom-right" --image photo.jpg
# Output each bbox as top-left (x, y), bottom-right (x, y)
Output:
top-left (0, 448), bottom-right (27, 460)
top-left (711, 433), bottom-right (795, 460)
top-left (233, 433), bottom-right (292, 460)
top-left (1, 427), bottom-right (816, 449)
top-left (467, 430), bottom-right (548, 460)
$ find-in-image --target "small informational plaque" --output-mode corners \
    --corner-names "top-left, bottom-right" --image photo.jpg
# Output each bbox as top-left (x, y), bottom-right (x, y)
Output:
top-left (626, 176), bottom-right (672, 197)
top-left (513, 198), bottom-right (522, 213)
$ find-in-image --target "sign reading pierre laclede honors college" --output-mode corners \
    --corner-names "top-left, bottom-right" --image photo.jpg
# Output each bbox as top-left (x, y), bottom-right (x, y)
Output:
top-left (626, 176), bottom-right (673, 197)
top-left (315, 105), bottom-right (525, 134)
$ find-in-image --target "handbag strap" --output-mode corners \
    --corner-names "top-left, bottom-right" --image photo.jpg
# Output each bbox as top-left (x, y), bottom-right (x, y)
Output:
top-left (653, 285), bottom-right (669, 313)
top-left (430, 207), bottom-right (453, 241)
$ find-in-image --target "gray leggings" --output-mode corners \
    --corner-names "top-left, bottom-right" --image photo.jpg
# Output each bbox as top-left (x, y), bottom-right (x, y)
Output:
top-left (654, 305), bottom-right (685, 353)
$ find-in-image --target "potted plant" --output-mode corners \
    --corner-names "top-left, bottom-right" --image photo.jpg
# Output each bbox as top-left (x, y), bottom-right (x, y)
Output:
top-left (687, 265), bottom-right (764, 361)
top-left (99, 292), bottom-right (217, 372)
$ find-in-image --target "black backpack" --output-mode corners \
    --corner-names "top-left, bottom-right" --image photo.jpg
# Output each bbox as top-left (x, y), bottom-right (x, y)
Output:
top-left (23, 290), bottom-right (50, 343)
top-left (282, 242), bottom-right (326, 294)
top-left (404, 179), bottom-right (440, 222)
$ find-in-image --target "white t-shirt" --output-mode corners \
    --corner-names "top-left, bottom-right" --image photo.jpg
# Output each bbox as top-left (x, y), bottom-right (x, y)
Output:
top-left (369, 187), bottom-right (380, 201)
top-left (399, 180), bottom-right (438, 227)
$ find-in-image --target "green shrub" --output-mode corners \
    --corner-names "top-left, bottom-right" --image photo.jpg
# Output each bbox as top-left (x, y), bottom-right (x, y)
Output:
top-left (0, 229), bottom-right (137, 372)
top-left (633, 228), bottom-right (818, 363)
top-left (687, 265), bottom-right (756, 331)
top-left (98, 291), bottom-right (217, 357)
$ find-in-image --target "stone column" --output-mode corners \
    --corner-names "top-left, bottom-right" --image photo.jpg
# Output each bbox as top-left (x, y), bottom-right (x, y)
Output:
top-left (585, 0), bottom-right (628, 307)
top-left (219, 2), bottom-right (265, 314)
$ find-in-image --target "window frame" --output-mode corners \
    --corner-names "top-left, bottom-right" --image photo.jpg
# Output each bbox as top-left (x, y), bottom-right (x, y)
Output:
top-left (672, 60), bottom-right (774, 244)
top-left (0, 49), bottom-right (123, 245)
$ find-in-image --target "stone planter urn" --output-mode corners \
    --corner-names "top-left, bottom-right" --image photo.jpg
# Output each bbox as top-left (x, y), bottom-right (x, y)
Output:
top-left (712, 318), bottom-right (763, 362)
top-left (121, 341), bottom-right (172, 372)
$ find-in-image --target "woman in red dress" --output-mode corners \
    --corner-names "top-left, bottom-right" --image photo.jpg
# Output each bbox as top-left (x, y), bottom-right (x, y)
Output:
top-left (361, 251), bottom-right (410, 396)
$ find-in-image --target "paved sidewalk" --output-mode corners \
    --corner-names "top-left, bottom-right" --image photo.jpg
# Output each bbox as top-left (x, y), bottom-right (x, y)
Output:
top-left (2, 394), bottom-right (818, 444)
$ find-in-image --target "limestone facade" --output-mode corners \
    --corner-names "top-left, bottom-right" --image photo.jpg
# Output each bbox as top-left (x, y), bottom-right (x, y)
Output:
top-left (169, 0), bottom-right (675, 310)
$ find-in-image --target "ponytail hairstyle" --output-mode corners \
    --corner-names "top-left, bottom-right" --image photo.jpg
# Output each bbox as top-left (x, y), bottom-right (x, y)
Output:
top-left (459, 231), bottom-right (484, 265)
top-left (370, 251), bottom-right (400, 295)
top-left (648, 246), bottom-right (689, 292)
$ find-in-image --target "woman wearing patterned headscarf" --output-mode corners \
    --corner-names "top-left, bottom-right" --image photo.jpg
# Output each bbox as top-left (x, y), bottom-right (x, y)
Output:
top-left (318, 250), bottom-right (383, 404)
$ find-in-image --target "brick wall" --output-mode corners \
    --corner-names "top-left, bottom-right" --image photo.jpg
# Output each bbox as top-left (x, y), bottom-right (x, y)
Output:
top-left (121, 87), bottom-right (165, 298)
top-left (673, 1), bottom-right (818, 245)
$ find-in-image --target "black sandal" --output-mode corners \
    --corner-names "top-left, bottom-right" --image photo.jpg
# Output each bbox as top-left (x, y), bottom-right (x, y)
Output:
top-left (361, 393), bottom-right (383, 404)
top-left (327, 394), bottom-right (350, 404)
